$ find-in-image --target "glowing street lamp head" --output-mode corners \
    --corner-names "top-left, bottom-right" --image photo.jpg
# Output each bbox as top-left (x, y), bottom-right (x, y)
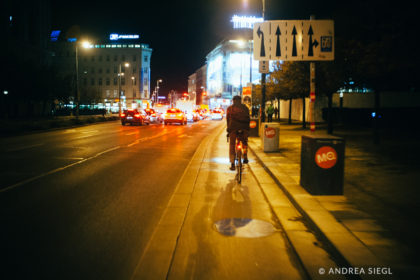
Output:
top-left (124, 63), bottom-right (130, 67)
top-left (81, 41), bottom-right (91, 48)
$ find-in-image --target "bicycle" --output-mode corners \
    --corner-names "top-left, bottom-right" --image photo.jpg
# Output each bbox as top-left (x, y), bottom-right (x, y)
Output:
top-left (227, 130), bottom-right (244, 184)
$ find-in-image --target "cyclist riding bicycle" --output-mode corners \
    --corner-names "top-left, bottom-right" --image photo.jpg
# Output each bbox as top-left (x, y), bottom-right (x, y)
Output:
top-left (226, 95), bottom-right (250, 171)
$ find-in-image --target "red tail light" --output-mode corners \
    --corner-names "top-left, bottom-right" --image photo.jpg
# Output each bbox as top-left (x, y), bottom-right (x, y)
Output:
top-left (237, 143), bottom-right (242, 150)
top-left (134, 113), bottom-right (141, 118)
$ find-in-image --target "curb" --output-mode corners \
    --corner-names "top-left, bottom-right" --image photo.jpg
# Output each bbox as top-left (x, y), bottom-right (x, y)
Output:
top-left (248, 137), bottom-right (385, 280)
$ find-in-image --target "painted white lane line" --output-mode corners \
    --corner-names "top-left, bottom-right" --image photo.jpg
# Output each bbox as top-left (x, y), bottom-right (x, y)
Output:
top-left (0, 146), bottom-right (120, 193)
top-left (125, 131), bottom-right (139, 136)
top-left (1, 129), bottom-right (175, 193)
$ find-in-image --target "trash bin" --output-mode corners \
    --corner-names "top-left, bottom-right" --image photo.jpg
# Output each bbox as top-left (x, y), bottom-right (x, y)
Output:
top-left (300, 135), bottom-right (345, 195)
top-left (249, 118), bottom-right (259, 137)
top-left (261, 123), bottom-right (280, 152)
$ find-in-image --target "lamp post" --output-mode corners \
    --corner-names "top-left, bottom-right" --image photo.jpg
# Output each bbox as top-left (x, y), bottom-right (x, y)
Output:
top-left (118, 62), bottom-right (130, 114)
top-left (155, 79), bottom-right (162, 104)
top-left (75, 41), bottom-right (91, 117)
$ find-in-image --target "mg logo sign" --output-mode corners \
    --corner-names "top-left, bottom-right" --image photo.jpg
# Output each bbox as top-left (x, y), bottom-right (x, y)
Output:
top-left (315, 146), bottom-right (337, 169)
top-left (250, 121), bottom-right (257, 128)
top-left (265, 127), bottom-right (276, 138)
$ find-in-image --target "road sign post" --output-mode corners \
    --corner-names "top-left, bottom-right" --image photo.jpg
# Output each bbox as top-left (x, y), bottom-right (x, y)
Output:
top-left (253, 18), bottom-right (334, 131)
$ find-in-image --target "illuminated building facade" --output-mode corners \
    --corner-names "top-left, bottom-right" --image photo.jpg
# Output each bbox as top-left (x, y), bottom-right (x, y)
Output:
top-left (205, 15), bottom-right (263, 109)
top-left (50, 34), bottom-right (152, 111)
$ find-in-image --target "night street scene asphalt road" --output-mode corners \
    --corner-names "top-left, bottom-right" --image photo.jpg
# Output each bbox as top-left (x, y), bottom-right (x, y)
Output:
top-left (1, 0), bottom-right (420, 279)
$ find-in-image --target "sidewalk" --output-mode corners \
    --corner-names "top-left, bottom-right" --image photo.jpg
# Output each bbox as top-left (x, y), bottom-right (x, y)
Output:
top-left (248, 121), bottom-right (420, 279)
top-left (131, 124), bottom-right (344, 280)
top-left (130, 121), bottom-right (418, 279)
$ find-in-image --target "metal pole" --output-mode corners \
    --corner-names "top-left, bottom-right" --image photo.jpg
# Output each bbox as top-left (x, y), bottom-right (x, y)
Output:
top-left (75, 44), bottom-right (80, 117)
top-left (260, 0), bottom-right (266, 123)
top-left (118, 63), bottom-right (121, 115)
top-left (309, 15), bottom-right (316, 132)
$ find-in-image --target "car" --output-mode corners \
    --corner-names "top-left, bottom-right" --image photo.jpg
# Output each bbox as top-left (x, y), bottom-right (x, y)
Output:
top-left (211, 108), bottom-right (224, 120)
top-left (144, 108), bottom-right (158, 122)
top-left (186, 111), bottom-right (199, 122)
top-left (121, 109), bottom-right (150, 126)
top-left (163, 108), bottom-right (187, 125)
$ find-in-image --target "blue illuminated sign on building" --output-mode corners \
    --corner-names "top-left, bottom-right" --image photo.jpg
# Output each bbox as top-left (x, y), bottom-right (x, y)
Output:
top-left (110, 34), bottom-right (140, 40)
top-left (50, 30), bottom-right (61, 42)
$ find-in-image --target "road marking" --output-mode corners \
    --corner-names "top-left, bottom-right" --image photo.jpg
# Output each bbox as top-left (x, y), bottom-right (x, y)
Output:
top-left (0, 146), bottom-right (120, 193)
top-left (1, 129), bottom-right (175, 193)
top-left (125, 131), bottom-right (139, 136)
top-left (6, 143), bottom-right (44, 152)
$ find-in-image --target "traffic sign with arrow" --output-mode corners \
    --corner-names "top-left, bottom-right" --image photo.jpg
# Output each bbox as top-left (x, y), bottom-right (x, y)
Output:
top-left (254, 20), bottom-right (334, 61)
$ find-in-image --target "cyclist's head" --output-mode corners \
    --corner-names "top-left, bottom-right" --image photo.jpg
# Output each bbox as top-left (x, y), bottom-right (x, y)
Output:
top-left (232, 95), bottom-right (241, 105)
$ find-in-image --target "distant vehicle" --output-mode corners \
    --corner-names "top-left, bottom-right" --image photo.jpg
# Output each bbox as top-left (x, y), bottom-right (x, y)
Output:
top-left (164, 108), bottom-right (187, 125)
top-left (144, 108), bottom-right (158, 122)
top-left (211, 108), bottom-right (224, 120)
top-left (121, 109), bottom-right (150, 126)
top-left (186, 110), bottom-right (199, 122)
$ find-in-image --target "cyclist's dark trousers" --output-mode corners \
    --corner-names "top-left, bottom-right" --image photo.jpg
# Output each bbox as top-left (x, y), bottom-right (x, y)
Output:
top-left (229, 130), bottom-right (249, 163)
top-left (268, 114), bottom-right (273, 122)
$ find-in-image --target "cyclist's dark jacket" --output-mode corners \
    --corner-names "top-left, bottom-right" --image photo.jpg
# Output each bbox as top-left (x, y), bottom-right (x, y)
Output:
top-left (226, 102), bottom-right (250, 133)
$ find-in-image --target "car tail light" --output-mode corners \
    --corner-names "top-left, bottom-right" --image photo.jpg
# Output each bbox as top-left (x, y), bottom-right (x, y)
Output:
top-left (152, 114), bottom-right (156, 117)
top-left (120, 113), bottom-right (126, 117)
top-left (134, 113), bottom-right (141, 118)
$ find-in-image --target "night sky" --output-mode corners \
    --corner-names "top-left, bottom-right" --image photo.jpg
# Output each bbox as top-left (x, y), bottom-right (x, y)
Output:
top-left (51, 0), bottom-right (414, 96)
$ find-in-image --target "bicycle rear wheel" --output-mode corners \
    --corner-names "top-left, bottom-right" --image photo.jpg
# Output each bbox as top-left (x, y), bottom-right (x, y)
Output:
top-left (236, 150), bottom-right (242, 183)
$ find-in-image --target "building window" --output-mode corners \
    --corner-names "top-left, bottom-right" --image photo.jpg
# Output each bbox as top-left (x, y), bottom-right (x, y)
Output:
top-left (99, 55), bottom-right (103, 62)
top-left (133, 89), bottom-right (136, 97)
top-left (133, 55), bottom-right (137, 61)
top-left (132, 77), bottom-right (136, 85)
top-left (106, 55), bottom-right (110, 61)
top-left (98, 78), bottom-right (102, 85)
top-left (144, 78), bottom-right (148, 86)
top-left (91, 78), bottom-right (95, 86)
top-left (106, 68), bottom-right (110, 74)
top-left (121, 55), bottom-right (125, 61)
top-left (98, 68), bottom-right (103, 74)
top-left (114, 55), bottom-right (118, 61)
top-left (91, 67), bottom-right (95, 74)
top-left (106, 90), bottom-right (110, 97)
top-left (113, 89), bottom-right (118, 97)
top-left (91, 55), bottom-right (95, 62)
top-left (106, 77), bottom-right (110, 85)
top-left (133, 67), bottom-right (136, 74)
top-left (144, 56), bottom-right (148, 62)
top-left (114, 66), bottom-right (118, 73)
top-left (113, 77), bottom-right (117, 85)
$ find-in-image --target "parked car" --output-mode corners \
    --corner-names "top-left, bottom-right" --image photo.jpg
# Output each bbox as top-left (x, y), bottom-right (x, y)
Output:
top-left (121, 109), bottom-right (150, 126)
top-left (163, 108), bottom-right (187, 125)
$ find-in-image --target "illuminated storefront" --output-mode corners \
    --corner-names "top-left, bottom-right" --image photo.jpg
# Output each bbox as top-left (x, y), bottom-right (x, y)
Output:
top-left (205, 15), bottom-right (263, 109)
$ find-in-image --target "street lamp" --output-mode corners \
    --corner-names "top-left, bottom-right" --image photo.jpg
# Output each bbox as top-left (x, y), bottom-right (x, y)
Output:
top-left (75, 40), bottom-right (91, 117)
top-left (155, 79), bottom-right (163, 104)
top-left (118, 62), bottom-right (130, 114)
